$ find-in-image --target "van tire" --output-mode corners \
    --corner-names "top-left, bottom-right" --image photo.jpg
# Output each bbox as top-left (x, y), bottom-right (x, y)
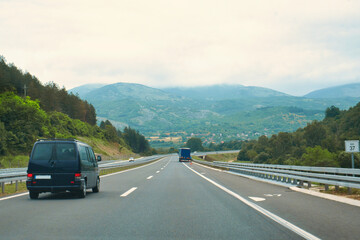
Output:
top-left (92, 178), bottom-right (100, 193)
top-left (29, 191), bottom-right (39, 199)
top-left (78, 181), bottom-right (86, 198)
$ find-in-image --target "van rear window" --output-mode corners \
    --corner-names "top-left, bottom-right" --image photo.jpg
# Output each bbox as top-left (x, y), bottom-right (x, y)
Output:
top-left (32, 143), bottom-right (53, 161)
top-left (56, 143), bottom-right (76, 160)
top-left (32, 143), bottom-right (76, 161)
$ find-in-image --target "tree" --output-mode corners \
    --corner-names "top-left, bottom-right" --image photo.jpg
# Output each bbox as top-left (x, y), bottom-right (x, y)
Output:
top-left (301, 146), bottom-right (338, 167)
top-left (325, 106), bottom-right (341, 119)
top-left (304, 121), bottom-right (326, 147)
top-left (123, 127), bottom-right (151, 154)
top-left (0, 92), bottom-right (48, 154)
top-left (185, 137), bottom-right (204, 151)
top-left (0, 122), bottom-right (8, 155)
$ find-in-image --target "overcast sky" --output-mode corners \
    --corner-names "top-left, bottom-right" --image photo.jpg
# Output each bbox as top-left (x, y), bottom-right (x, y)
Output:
top-left (1, 0), bottom-right (359, 96)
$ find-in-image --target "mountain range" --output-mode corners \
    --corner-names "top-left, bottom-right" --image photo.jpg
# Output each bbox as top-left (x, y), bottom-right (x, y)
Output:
top-left (69, 82), bottom-right (360, 147)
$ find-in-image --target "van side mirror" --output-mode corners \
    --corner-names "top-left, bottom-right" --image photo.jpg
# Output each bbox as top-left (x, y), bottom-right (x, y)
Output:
top-left (97, 155), bottom-right (102, 162)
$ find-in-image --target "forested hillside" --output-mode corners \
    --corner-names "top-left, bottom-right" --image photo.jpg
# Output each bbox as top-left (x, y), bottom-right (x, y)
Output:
top-left (238, 105), bottom-right (360, 167)
top-left (0, 56), bottom-right (96, 125)
top-left (0, 56), bottom-right (153, 167)
top-left (0, 92), bottom-right (130, 157)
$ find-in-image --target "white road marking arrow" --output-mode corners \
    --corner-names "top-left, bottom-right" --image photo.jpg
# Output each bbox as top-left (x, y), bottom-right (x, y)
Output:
top-left (264, 194), bottom-right (282, 197)
top-left (249, 197), bottom-right (266, 202)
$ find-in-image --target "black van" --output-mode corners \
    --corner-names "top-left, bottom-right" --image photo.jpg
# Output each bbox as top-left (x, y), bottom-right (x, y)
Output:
top-left (26, 139), bottom-right (101, 199)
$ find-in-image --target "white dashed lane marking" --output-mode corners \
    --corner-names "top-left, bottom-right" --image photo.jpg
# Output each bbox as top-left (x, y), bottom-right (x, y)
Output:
top-left (120, 187), bottom-right (137, 197)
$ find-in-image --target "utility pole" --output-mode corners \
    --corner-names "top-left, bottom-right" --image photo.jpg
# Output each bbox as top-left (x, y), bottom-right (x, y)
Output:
top-left (24, 84), bottom-right (27, 98)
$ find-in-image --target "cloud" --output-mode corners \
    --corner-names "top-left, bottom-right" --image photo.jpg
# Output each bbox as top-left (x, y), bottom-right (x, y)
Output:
top-left (1, 0), bottom-right (360, 95)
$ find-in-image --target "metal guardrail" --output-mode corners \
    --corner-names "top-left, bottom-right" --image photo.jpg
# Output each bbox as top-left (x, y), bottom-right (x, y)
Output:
top-left (193, 160), bottom-right (360, 190)
top-left (0, 155), bottom-right (165, 193)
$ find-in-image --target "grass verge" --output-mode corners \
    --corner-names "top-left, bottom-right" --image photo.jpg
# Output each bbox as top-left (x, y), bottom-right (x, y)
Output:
top-left (202, 153), bottom-right (239, 162)
top-left (320, 186), bottom-right (360, 200)
top-left (0, 181), bottom-right (27, 198)
top-left (0, 155), bottom-right (29, 168)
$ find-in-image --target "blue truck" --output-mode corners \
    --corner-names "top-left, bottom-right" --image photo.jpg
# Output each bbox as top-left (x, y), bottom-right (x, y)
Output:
top-left (179, 148), bottom-right (191, 162)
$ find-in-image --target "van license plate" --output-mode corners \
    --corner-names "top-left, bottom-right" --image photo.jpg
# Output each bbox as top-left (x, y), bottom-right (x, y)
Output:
top-left (35, 175), bottom-right (51, 179)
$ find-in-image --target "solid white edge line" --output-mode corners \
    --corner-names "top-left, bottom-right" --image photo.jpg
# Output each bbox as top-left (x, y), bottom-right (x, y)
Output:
top-left (183, 163), bottom-right (321, 240)
top-left (147, 176), bottom-right (153, 180)
top-left (120, 187), bottom-right (137, 197)
top-left (0, 192), bottom-right (28, 201)
top-left (192, 162), bottom-right (223, 172)
top-left (101, 157), bottom-right (165, 178)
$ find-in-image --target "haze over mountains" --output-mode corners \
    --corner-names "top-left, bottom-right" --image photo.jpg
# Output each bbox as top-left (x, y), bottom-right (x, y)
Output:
top-left (304, 83), bottom-right (360, 98)
top-left (70, 82), bottom-right (360, 147)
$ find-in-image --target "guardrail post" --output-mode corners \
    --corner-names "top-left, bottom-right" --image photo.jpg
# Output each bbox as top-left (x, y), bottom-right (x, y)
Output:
top-left (299, 180), bottom-right (304, 187)
top-left (324, 184), bottom-right (329, 191)
top-left (1, 182), bottom-right (4, 193)
top-left (335, 185), bottom-right (339, 191)
top-left (307, 182), bottom-right (311, 189)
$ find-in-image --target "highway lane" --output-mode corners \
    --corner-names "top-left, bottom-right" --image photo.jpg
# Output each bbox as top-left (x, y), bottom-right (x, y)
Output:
top-left (189, 161), bottom-right (360, 240)
top-left (0, 155), bottom-right (344, 239)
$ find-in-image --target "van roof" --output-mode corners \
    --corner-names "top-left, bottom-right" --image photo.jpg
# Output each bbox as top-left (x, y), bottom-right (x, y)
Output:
top-left (36, 139), bottom-right (87, 144)
top-left (37, 138), bottom-right (78, 142)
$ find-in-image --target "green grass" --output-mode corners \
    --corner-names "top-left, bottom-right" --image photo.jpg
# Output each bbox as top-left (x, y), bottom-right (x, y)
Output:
top-left (0, 181), bottom-right (27, 197)
top-left (203, 153), bottom-right (239, 162)
top-left (0, 155), bottom-right (29, 168)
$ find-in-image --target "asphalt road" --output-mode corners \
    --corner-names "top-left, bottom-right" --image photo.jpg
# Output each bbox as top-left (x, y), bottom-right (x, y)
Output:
top-left (1, 156), bottom-right (359, 239)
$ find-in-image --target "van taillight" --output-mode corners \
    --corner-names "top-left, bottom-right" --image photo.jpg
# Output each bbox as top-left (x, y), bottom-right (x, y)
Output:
top-left (27, 173), bottom-right (33, 180)
top-left (75, 173), bottom-right (81, 180)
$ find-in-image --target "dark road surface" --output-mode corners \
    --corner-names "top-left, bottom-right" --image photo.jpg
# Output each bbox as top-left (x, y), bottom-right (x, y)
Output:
top-left (1, 156), bottom-right (360, 239)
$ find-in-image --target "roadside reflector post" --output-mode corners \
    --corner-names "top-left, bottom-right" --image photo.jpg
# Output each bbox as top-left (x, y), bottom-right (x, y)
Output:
top-left (15, 180), bottom-right (18, 191)
top-left (1, 182), bottom-right (4, 193)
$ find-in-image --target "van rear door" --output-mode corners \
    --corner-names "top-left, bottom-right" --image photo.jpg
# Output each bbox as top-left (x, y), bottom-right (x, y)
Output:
top-left (52, 143), bottom-right (79, 186)
top-left (28, 143), bottom-right (55, 186)
top-left (28, 142), bottom-right (79, 187)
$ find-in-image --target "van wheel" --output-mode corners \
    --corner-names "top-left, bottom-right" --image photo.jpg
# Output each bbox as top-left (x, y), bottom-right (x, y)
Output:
top-left (29, 191), bottom-right (39, 199)
top-left (79, 181), bottom-right (86, 198)
top-left (92, 178), bottom-right (100, 193)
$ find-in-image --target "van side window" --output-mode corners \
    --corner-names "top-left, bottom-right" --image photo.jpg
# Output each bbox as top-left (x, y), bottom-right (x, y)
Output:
top-left (86, 147), bottom-right (96, 163)
top-left (79, 145), bottom-right (88, 162)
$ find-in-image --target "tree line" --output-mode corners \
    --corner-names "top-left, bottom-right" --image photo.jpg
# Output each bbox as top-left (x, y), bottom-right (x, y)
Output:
top-left (237, 104), bottom-right (360, 167)
top-left (99, 120), bottom-right (154, 155)
top-left (0, 56), bottom-right (96, 125)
